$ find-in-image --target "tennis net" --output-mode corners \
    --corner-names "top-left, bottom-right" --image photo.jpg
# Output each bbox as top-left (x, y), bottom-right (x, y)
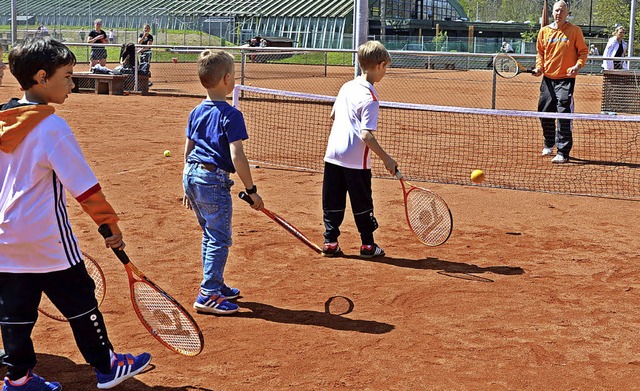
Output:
top-left (233, 85), bottom-right (640, 200)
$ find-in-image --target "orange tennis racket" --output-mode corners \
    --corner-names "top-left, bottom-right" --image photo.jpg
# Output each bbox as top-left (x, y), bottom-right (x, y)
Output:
top-left (493, 53), bottom-right (535, 78)
top-left (39, 252), bottom-right (106, 322)
top-left (396, 169), bottom-right (453, 246)
top-left (238, 192), bottom-right (322, 254)
top-left (98, 225), bottom-right (204, 356)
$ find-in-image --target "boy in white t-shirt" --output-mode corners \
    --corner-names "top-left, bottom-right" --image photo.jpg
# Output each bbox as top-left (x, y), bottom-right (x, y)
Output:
top-left (322, 40), bottom-right (397, 258)
top-left (0, 38), bottom-right (150, 390)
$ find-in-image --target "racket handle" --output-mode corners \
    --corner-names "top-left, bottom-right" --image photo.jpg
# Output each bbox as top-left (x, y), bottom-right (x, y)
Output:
top-left (98, 224), bottom-right (131, 265)
top-left (394, 167), bottom-right (404, 180)
top-left (238, 191), bottom-right (254, 205)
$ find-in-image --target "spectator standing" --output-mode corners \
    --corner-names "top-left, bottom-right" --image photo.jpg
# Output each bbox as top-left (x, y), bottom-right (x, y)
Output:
top-left (532, 0), bottom-right (588, 164)
top-left (602, 25), bottom-right (629, 70)
top-left (88, 19), bottom-right (108, 67)
top-left (501, 41), bottom-right (514, 53)
top-left (108, 29), bottom-right (114, 44)
top-left (589, 44), bottom-right (599, 56)
top-left (137, 24), bottom-right (153, 64)
top-left (79, 28), bottom-right (85, 42)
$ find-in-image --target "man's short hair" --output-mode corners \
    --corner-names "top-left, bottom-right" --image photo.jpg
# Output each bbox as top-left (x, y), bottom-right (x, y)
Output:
top-left (553, 0), bottom-right (569, 10)
top-left (357, 41), bottom-right (391, 71)
top-left (197, 50), bottom-right (234, 88)
top-left (9, 38), bottom-right (76, 91)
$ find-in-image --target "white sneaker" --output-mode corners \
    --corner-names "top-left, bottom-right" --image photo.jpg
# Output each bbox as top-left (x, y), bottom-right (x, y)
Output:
top-left (541, 147), bottom-right (553, 156)
top-left (551, 154), bottom-right (568, 164)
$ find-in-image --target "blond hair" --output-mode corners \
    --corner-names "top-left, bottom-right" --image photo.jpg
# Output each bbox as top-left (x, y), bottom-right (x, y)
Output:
top-left (358, 41), bottom-right (391, 71)
top-left (197, 50), bottom-right (234, 88)
top-left (613, 25), bottom-right (625, 35)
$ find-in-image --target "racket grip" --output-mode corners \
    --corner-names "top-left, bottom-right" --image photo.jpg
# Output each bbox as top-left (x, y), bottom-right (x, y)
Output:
top-left (98, 224), bottom-right (131, 265)
top-left (238, 191), bottom-right (254, 205)
top-left (394, 167), bottom-right (404, 180)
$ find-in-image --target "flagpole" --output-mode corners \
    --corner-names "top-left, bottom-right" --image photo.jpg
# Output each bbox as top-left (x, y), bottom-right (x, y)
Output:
top-left (629, 0), bottom-right (636, 56)
top-left (541, 0), bottom-right (549, 28)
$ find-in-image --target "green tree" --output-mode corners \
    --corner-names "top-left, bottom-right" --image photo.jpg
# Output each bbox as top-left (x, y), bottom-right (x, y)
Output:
top-left (595, 0), bottom-right (640, 54)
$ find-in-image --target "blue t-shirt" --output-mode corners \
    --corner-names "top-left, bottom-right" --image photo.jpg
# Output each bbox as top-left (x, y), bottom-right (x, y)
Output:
top-left (185, 100), bottom-right (248, 173)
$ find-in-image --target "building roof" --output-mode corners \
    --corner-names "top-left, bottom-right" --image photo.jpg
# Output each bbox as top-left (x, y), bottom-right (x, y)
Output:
top-left (0, 0), bottom-right (354, 18)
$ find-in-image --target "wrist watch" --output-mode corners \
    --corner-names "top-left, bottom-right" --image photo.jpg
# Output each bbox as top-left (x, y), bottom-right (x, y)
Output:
top-left (246, 185), bottom-right (257, 194)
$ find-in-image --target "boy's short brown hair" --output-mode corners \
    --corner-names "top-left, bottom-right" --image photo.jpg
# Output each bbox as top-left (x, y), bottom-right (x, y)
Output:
top-left (357, 41), bottom-right (391, 71)
top-left (197, 50), bottom-right (234, 89)
top-left (9, 38), bottom-right (76, 91)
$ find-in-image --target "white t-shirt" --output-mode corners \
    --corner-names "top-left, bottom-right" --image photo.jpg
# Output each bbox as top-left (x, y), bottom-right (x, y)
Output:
top-left (0, 113), bottom-right (98, 272)
top-left (324, 78), bottom-right (380, 170)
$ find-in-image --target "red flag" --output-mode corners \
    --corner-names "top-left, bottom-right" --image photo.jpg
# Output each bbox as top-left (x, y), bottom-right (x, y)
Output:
top-left (541, 0), bottom-right (549, 27)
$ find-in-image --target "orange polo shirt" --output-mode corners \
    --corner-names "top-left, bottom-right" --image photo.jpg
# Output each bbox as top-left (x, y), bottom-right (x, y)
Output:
top-left (536, 21), bottom-right (589, 79)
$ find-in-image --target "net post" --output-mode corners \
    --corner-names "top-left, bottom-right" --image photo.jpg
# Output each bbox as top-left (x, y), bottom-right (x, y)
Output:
top-left (491, 63), bottom-right (497, 109)
top-left (324, 51), bottom-right (328, 77)
top-left (232, 85), bottom-right (240, 108)
top-left (240, 49), bottom-right (246, 87)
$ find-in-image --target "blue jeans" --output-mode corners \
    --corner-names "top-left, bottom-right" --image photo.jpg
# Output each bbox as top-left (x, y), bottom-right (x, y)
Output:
top-left (183, 162), bottom-right (234, 296)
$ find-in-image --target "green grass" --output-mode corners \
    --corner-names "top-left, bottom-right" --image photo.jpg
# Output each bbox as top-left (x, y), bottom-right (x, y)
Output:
top-left (272, 51), bottom-right (353, 66)
top-left (0, 24), bottom-right (233, 48)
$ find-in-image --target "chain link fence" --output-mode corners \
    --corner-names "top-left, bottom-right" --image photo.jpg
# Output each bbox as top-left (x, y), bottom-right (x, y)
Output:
top-left (55, 42), bottom-right (639, 114)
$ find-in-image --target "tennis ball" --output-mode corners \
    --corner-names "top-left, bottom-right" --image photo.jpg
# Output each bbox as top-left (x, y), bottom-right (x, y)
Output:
top-left (163, 150), bottom-right (171, 157)
top-left (470, 169), bottom-right (485, 184)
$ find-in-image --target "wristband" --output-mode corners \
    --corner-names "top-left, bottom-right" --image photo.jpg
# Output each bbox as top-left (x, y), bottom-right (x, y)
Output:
top-left (246, 185), bottom-right (257, 194)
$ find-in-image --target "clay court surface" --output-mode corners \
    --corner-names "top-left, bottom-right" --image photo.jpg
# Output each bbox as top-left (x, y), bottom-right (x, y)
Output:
top-left (1, 69), bottom-right (640, 390)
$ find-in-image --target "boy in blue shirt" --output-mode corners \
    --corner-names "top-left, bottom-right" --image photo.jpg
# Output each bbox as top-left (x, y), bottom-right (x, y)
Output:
top-left (0, 38), bottom-right (150, 391)
top-left (183, 50), bottom-right (263, 315)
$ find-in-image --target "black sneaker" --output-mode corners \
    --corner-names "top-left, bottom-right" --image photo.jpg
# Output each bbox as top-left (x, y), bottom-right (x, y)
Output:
top-left (322, 242), bottom-right (343, 257)
top-left (360, 244), bottom-right (385, 258)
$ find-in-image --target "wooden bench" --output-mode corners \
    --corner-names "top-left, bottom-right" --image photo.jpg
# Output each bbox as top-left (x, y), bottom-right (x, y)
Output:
top-left (72, 73), bottom-right (127, 95)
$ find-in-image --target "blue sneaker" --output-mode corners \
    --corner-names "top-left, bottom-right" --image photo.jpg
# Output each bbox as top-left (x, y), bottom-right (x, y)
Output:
top-left (3, 371), bottom-right (61, 391)
top-left (193, 293), bottom-right (239, 314)
top-left (220, 285), bottom-right (240, 300)
top-left (95, 352), bottom-right (151, 389)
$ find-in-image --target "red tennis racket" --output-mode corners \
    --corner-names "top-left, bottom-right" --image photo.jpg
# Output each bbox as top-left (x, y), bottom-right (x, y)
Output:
top-left (98, 225), bottom-right (204, 356)
top-left (39, 251), bottom-right (106, 322)
top-left (238, 192), bottom-right (322, 254)
top-left (396, 169), bottom-right (453, 246)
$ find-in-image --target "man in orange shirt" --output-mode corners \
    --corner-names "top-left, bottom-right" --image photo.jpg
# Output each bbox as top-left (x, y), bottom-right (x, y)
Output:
top-left (532, 0), bottom-right (588, 164)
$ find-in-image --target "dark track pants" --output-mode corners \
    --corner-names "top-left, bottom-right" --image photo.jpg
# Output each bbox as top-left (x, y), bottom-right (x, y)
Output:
top-left (0, 262), bottom-right (113, 379)
top-left (322, 162), bottom-right (379, 245)
top-left (538, 76), bottom-right (576, 158)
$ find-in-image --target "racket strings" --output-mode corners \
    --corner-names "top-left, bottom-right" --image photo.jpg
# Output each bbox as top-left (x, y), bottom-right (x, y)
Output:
top-left (86, 257), bottom-right (106, 305)
top-left (406, 190), bottom-right (452, 245)
top-left (495, 55), bottom-right (518, 77)
top-left (133, 283), bottom-right (202, 356)
top-left (39, 253), bottom-right (106, 321)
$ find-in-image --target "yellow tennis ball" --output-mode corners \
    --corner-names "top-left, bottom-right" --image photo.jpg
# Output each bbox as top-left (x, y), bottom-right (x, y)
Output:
top-left (163, 150), bottom-right (171, 157)
top-left (470, 169), bottom-right (485, 183)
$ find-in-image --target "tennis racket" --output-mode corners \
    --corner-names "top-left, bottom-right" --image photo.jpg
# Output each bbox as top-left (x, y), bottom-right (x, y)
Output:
top-left (238, 192), bottom-right (322, 254)
top-left (38, 252), bottom-right (106, 322)
top-left (98, 225), bottom-right (204, 356)
top-left (493, 53), bottom-right (535, 78)
top-left (396, 169), bottom-right (453, 246)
